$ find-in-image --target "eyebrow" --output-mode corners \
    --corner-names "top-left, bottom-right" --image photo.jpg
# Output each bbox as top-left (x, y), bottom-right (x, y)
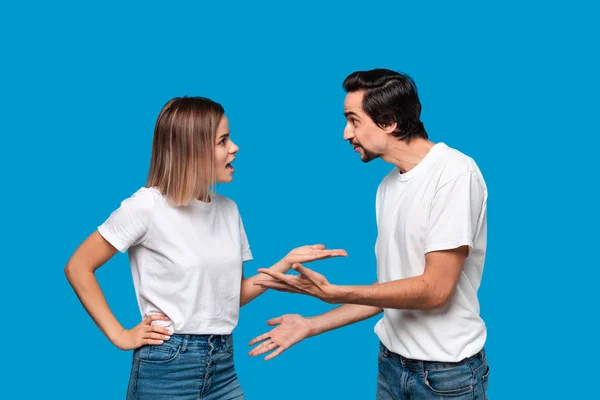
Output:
top-left (217, 132), bottom-right (230, 140)
top-left (344, 111), bottom-right (359, 119)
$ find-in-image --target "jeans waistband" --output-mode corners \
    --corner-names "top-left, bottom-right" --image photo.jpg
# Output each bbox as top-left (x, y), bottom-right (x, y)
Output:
top-left (168, 334), bottom-right (232, 352)
top-left (380, 342), bottom-right (486, 371)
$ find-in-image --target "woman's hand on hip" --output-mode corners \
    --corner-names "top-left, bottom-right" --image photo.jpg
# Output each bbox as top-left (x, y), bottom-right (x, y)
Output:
top-left (111, 314), bottom-right (173, 350)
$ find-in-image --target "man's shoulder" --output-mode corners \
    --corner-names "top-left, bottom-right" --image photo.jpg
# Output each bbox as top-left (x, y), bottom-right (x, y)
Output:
top-left (433, 144), bottom-right (483, 186)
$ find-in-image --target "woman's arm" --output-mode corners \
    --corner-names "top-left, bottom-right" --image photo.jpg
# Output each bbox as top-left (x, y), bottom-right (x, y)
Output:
top-left (65, 231), bottom-right (172, 349)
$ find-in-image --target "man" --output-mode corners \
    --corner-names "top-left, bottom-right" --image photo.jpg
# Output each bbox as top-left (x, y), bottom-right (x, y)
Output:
top-left (249, 69), bottom-right (490, 399)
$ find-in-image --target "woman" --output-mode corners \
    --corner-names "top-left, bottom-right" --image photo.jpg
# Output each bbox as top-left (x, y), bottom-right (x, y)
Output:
top-left (64, 96), bottom-right (346, 399)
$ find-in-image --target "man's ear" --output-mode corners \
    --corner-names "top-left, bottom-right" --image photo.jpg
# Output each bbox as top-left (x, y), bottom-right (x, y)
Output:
top-left (381, 121), bottom-right (397, 134)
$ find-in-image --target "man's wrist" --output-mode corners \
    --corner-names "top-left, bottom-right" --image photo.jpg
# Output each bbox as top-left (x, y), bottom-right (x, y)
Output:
top-left (306, 317), bottom-right (320, 337)
top-left (327, 284), bottom-right (353, 304)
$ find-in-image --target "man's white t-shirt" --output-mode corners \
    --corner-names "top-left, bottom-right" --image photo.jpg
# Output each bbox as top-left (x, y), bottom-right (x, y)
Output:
top-left (98, 187), bottom-right (252, 335)
top-left (374, 142), bottom-right (487, 362)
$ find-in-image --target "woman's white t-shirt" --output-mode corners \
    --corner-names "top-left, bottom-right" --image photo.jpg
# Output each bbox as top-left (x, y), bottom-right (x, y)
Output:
top-left (98, 187), bottom-right (252, 335)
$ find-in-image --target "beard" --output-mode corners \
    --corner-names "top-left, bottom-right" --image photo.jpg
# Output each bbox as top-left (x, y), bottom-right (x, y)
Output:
top-left (354, 143), bottom-right (380, 163)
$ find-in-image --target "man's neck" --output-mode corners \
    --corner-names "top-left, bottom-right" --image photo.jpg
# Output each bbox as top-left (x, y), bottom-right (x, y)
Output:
top-left (382, 138), bottom-right (436, 174)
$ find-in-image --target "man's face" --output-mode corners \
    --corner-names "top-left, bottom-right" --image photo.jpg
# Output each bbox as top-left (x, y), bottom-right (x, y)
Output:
top-left (343, 91), bottom-right (388, 163)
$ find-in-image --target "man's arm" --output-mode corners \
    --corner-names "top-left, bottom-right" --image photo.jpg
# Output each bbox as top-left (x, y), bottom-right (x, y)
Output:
top-left (336, 246), bottom-right (468, 309)
top-left (310, 302), bottom-right (383, 335)
top-left (255, 246), bottom-right (469, 310)
top-left (249, 285), bottom-right (382, 360)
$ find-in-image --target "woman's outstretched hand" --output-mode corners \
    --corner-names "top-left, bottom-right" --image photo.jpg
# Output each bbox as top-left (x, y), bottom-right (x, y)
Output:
top-left (282, 244), bottom-right (347, 266)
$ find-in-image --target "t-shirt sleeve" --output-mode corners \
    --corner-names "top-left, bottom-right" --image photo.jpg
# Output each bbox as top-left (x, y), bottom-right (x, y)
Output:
top-left (97, 189), bottom-right (154, 253)
top-left (425, 171), bottom-right (486, 254)
top-left (239, 213), bottom-right (253, 262)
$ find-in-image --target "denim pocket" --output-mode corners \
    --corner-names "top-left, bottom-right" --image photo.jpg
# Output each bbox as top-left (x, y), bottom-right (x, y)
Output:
top-left (137, 342), bottom-right (181, 364)
top-left (424, 364), bottom-right (474, 396)
top-left (481, 365), bottom-right (490, 399)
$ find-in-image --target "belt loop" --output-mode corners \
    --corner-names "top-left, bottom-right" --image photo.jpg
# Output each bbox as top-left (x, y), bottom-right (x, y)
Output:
top-left (181, 335), bottom-right (189, 352)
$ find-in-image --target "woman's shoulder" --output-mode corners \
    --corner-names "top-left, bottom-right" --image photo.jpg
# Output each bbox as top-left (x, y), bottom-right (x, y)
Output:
top-left (213, 193), bottom-right (240, 213)
top-left (132, 186), bottom-right (161, 206)
top-left (114, 186), bottom-right (161, 212)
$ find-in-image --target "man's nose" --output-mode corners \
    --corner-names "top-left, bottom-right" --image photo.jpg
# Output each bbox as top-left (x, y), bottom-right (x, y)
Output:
top-left (343, 125), bottom-right (354, 141)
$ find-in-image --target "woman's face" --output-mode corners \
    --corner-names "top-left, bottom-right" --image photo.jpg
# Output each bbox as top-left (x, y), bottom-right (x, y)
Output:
top-left (214, 115), bottom-right (239, 183)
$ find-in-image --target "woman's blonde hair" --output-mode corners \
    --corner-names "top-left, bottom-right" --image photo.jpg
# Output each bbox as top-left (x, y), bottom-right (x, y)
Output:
top-left (146, 96), bottom-right (224, 206)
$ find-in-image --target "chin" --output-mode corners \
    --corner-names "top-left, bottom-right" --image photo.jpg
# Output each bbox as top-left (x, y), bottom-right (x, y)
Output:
top-left (216, 175), bottom-right (233, 183)
top-left (360, 153), bottom-right (379, 163)
top-left (362, 155), bottom-right (375, 162)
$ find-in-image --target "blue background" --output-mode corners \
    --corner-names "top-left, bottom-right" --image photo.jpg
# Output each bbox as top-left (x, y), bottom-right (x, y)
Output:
top-left (2, 1), bottom-right (598, 398)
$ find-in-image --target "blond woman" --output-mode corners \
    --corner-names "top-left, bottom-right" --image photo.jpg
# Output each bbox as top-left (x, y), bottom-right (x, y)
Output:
top-left (65, 96), bottom-right (346, 399)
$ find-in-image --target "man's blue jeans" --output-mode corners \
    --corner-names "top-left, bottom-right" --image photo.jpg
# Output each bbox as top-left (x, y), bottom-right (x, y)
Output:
top-left (376, 342), bottom-right (490, 399)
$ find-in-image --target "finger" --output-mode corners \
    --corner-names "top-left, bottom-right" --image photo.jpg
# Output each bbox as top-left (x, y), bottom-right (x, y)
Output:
top-left (255, 281), bottom-right (302, 293)
top-left (143, 314), bottom-right (170, 325)
top-left (267, 317), bottom-right (283, 326)
top-left (142, 324), bottom-right (172, 334)
top-left (147, 332), bottom-right (171, 341)
top-left (291, 264), bottom-right (324, 285)
top-left (150, 326), bottom-right (173, 335)
top-left (259, 286), bottom-right (297, 294)
top-left (265, 347), bottom-right (286, 361)
top-left (253, 340), bottom-right (280, 356)
top-left (249, 332), bottom-right (271, 346)
top-left (296, 250), bottom-right (347, 263)
top-left (295, 253), bottom-right (328, 263)
top-left (150, 314), bottom-right (170, 321)
top-left (309, 244), bottom-right (326, 250)
top-left (255, 281), bottom-right (297, 292)
top-left (329, 249), bottom-right (348, 256)
top-left (313, 249), bottom-right (347, 256)
top-left (144, 338), bottom-right (164, 345)
top-left (292, 263), bottom-right (320, 281)
top-left (256, 271), bottom-right (299, 288)
top-left (257, 268), bottom-right (292, 282)
top-left (265, 341), bottom-right (279, 352)
top-left (254, 279), bottom-right (284, 287)
top-left (249, 339), bottom-right (274, 356)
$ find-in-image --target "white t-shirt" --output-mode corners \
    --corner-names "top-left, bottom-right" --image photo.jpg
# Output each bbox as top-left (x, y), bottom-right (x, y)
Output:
top-left (98, 187), bottom-right (252, 335)
top-left (374, 142), bottom-right (487, 362)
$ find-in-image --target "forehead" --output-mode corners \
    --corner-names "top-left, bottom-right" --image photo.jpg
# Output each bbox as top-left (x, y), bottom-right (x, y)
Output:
top-left (217, 115), bottom-right (229, 133)
top-left (344, 91), bottom-right (365, 114)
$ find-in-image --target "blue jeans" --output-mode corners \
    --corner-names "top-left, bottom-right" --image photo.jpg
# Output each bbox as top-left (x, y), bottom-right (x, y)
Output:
top-left (127, 334), bottom-right (244, 400)
top-left (376, 343), bottom-right (490, 400)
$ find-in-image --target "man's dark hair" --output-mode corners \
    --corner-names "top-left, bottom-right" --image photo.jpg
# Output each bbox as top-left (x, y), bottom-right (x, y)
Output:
top-left (343, 69), bottom-right (428, 141)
